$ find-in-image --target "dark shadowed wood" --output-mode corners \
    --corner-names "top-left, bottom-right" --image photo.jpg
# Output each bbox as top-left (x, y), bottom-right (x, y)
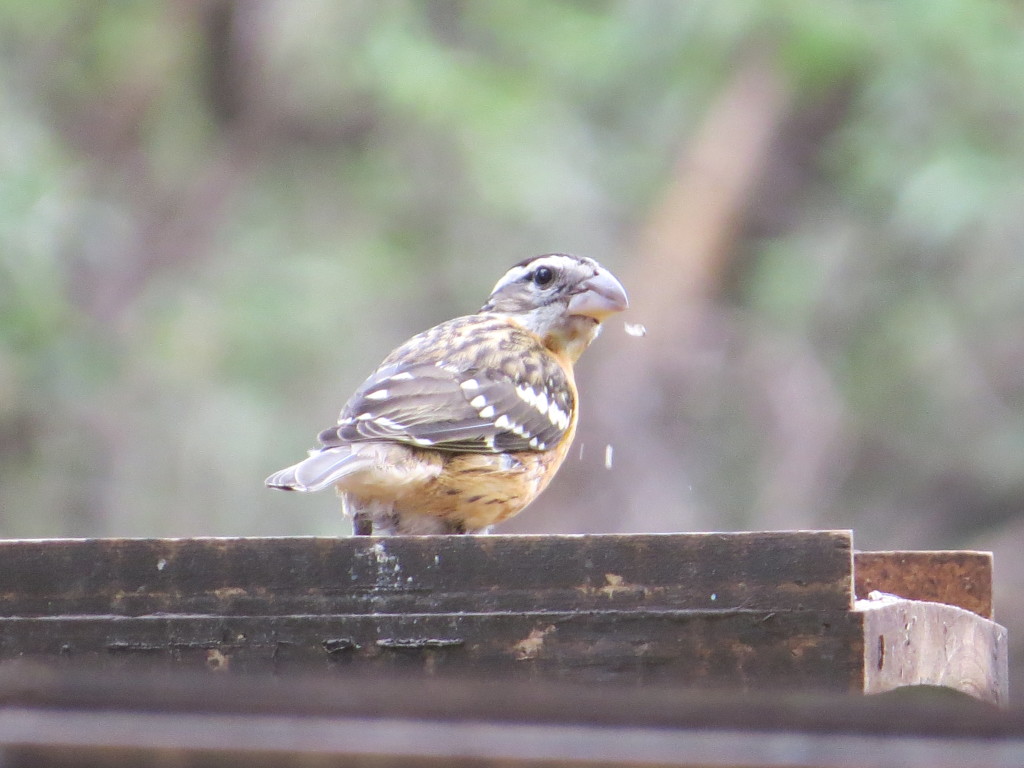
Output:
top-left (854, 550), bottom-right (993, 618)
top-left (0, 531), bottom-right (853, 617)
top-left (859, 597), bottom-right (1008, 706)
top-left (0, 662), bottom-right (1006, 734)
top-left (0, 666), bottom-right (1021, 768)
top-left (0, 609), bottom-right (862, 690)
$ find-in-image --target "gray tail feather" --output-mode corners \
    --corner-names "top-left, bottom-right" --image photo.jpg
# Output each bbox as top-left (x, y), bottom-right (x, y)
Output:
top-left (265, 446), bottom-right (365, 492)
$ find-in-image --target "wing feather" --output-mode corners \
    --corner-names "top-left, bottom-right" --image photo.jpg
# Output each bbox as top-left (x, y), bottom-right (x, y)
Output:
top-left (317, 317), bottom-right (574, 454)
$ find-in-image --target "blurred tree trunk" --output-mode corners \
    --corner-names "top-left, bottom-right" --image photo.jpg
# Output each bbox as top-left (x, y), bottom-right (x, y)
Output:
top-left (521, 55), bottom-right (855, 535)
top-left (520, 54), bottom-right (793, 533)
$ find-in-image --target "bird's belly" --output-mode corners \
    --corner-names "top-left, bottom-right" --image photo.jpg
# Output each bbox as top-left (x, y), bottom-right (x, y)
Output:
top-left (396, 450), bottom-right (556, 532)
top-left (337, 442), bottom-right (572, 534)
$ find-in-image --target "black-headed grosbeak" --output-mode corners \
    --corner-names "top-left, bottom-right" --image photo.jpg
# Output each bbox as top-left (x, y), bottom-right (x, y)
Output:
top-left (266, 253), bottom-right (628, 535)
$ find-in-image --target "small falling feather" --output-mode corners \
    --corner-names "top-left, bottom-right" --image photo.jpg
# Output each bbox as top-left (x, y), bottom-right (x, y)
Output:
top-left (624, 322), bottom-right (647, 337)
top-left (578, 442), bottom-right (585, 461)
top-left (604, 444), bottom-right (614, 470)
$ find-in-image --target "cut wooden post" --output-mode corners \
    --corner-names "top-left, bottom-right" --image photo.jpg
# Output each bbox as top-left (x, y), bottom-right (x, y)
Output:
top-left (0, 532), bottom-right (1006, 705)
top-left (858, 594), bottom-right (1007, 703)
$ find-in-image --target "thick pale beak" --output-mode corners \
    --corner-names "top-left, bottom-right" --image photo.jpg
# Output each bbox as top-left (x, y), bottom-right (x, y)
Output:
top-left (567, 268), bottom-right (629, 320)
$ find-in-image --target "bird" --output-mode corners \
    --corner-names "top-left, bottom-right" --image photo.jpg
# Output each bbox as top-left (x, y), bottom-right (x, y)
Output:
top-left (265, 253), bottom-right (628, 535)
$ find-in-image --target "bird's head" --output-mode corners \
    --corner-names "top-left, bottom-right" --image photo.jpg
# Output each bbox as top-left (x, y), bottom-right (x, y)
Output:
top-left (481, 253), bottom-right (628, 361)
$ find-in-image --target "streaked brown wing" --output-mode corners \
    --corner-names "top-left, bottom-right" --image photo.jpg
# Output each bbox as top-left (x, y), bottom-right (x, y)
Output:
top-left (317, 317), bottom-right (574, 454)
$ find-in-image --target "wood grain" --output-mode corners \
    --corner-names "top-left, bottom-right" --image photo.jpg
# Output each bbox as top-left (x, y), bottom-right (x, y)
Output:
top-left (0, 609), bottom-right (862, 690)
top-left (0, 532), bottom-right (1007, 706)
top-left (859, 597), bottom-right (1007, 706)
top-left (0, 531), bottom-right (854, 617)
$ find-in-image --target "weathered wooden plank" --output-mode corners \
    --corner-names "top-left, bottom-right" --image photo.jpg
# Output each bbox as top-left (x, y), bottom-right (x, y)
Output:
top-left (6, 710), bottom-right (1024, 768)
top-left (0, 663), bottom-right (1013, 737)
top-left (854, 550), bottom-right (993, 618)
top-left (0, 532), bottom-right (854, 617)
top-left (0, 667), bottom-right (1022, 768)
top-left (0, 533), bottom-right (1006, 705)
top-left (858, 596), bottom-right (1008, 706)
top-left (0, 609), bottom-right (863, 691)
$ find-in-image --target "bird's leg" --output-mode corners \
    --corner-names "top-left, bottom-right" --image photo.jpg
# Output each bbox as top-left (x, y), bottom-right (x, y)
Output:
top-left (352, 511), bottom-right (373, 536)
top-left (348, 500), bottom-right (398, 535)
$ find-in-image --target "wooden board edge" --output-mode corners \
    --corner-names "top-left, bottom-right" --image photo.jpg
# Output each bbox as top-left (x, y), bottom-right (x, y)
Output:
top-left (0, 530), bottom-right (856, 616)
top-left (854, 550), bottom-right (993, 618)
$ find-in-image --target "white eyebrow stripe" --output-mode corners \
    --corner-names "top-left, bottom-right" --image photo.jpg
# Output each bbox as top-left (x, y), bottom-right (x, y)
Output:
top-left (489, 265), bottom-right (531, 295)
top-left (488, 254), bottom-right (586, 295)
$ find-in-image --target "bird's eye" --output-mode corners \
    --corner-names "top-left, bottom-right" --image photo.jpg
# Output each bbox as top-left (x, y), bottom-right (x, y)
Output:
top-left (532, 266), bottom-right (555, 287)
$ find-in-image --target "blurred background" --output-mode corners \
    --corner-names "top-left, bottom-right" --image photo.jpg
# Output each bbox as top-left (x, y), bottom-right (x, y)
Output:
top-left (1, 0), bottom-right (1023, 692)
